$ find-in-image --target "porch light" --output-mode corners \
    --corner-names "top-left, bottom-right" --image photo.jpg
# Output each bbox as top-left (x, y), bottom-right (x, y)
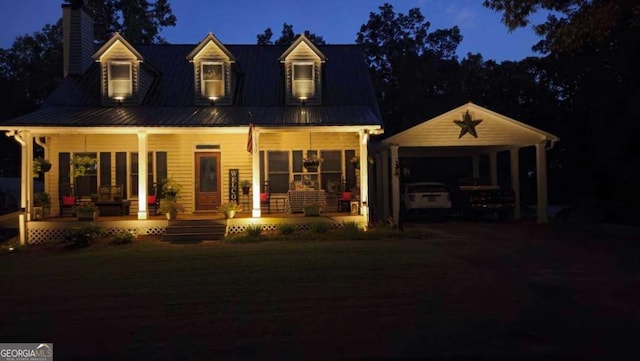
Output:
top-left (299, 97), bottom-right (307, 106)
top-left (209, 96), bottom-right (217, 106)
top-left (114, 96), bottom-right (124, 105)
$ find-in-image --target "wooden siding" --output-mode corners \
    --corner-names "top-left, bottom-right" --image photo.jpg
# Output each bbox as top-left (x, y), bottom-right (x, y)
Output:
top-left (193, 42), bottom-right (234, 106)
top-left (99, 42), bottom-right (140, 107)
top-left (284, 43), bottom-right (322, 106)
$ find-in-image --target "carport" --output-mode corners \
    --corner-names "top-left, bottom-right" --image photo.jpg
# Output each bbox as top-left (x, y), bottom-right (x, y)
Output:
top-left (373, 102), bottom-right (559, 223)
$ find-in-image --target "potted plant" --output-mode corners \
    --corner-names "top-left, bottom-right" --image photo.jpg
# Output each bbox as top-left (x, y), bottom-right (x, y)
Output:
top-left (72, 155), bottom-right (97, 177)
top-left (160, 198), bottom-right (184, 220)
top-left (302, 154), bottom-right (323, 172)
top-left (218, 202), bottom-right (239, 219)
top-left (162, 176), bottom-right (183, 199)
top-left (240, 180), bottom-right (251, 195)
top-left (33, 158), bottom-right (52, 176)
top-left (303, 203), bottom-right (321, 217)
top-left (34, 191), bottom-right (51, 218)
top-left (76, 203), bottom-right (99, 221)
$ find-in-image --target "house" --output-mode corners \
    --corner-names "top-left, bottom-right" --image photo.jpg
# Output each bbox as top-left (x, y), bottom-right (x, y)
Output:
top-left (0, 3), bottom-right (384, 244)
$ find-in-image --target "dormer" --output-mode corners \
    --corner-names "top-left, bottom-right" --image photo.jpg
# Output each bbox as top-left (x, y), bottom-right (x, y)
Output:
top-left (93, 33), bottom-right (150, 106)
top-left (279, 34), bottom-right (327, 106)
top-left (187, 33), bottom-right (237, 106)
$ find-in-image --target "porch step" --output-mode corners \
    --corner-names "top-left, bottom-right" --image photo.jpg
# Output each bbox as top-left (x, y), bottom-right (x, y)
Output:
top-left (162, 219), bottom-right (226, 242)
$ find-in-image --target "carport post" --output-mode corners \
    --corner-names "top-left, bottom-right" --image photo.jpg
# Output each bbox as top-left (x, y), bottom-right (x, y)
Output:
top-left (379, 150), bottom-right (390, 220)
top-left (390, 145), bottom-right (400, 225)
top-left (510, 148), bottom-right (521, 219)
top-left (535, 142), bottom-right (549, 223)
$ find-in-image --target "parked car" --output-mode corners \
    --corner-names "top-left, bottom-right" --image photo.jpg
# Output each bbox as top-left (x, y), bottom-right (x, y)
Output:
top-left (453, 180), bottom-right (515, 219)
top-left (402, 182), bottom-right (452, 212)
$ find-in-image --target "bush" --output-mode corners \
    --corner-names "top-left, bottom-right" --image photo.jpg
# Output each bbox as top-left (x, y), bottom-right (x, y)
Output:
top-left (277, 223), bottom-right (295, 235)
top-left (341, 221), bottom-right (363, 239)
top-left (245, 225), bottom-right (263, 237)
top-left (65, 224), bottom-right (104, 247)
top-left (309, 222), bottom-right (330, 234)
top-left (111, 230), bottom-right (135, 245)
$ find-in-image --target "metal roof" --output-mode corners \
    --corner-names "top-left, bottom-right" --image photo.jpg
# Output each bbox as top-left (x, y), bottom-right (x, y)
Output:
top-left (3, 43), bottom-right (383, 128)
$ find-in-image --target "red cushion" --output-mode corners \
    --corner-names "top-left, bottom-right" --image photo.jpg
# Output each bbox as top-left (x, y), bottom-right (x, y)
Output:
top-left (62, 196), bottom-right (76, 206)
top-left (260, 193), bottom-right (269, 202)
top-left (340, 192), bottom-right (352, 201)
top-left (147, 195), bottom-right (157, 204)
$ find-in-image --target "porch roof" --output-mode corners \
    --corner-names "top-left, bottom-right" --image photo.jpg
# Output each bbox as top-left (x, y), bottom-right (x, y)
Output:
top-left (1, 105), bottom-right (382, 128)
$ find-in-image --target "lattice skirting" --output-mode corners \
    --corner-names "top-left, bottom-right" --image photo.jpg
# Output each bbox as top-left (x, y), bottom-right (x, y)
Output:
top-left (225, 215), bottom-right (364, 234)
top-left (27, 220), bottom-right (167, 245)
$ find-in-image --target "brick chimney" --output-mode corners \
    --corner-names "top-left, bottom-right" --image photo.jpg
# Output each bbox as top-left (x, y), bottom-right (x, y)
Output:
top-left (62, 1), bottom-right (94, 77)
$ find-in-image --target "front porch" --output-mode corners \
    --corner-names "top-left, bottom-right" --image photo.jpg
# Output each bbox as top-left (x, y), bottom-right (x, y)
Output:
top-left (25, 211), bottom-right (366, 245)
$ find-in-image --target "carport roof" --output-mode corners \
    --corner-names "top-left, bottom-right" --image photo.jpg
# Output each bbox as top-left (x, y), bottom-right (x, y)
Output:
top-left (382, 102), bottom-right (559, 152)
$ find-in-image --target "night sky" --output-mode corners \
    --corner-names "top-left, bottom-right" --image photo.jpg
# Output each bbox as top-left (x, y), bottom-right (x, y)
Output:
top-left (0, 0), bottom-right (545, 61)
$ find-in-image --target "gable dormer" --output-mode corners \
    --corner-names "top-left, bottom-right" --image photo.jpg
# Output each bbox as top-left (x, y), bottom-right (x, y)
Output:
top-left (279, 34), bottom-right (327, 106)
top-left (93, 33), bottom-right (147, 106)
top-left (187, 33), bottom-right (237, 106)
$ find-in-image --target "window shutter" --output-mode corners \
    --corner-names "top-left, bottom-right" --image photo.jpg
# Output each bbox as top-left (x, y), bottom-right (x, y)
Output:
top-left (59, 152), bottom-right (71, 188)
top-left (156, 151), bottom-right (167, 186)
top-left (345, 150), bottom-right (356, 191)
top-left (116, 152), bottom-right (127, 198)
top-left (100, 152), bottom-right (111, 186)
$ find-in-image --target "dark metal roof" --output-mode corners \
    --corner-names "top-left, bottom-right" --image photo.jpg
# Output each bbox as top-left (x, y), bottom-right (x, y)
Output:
top-left (4, 43), bottom-right (383, 128)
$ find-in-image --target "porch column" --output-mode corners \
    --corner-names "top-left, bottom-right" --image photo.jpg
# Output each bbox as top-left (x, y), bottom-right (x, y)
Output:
top-left (489, 152), bottom-right (498, 185)
top-left (472, 155), bottom-right (480, 179)
top-left (137, 131), bottom-right (148, 220)
top-left (359, 130), bottom-right (370, 224)
top-left (510, 148), bottom-right (521, 219)
top-left (390, 144), bottom-right (400, 225)
top-left (24, 131), bottom-right (34, 222)
top-left (535, 142), bottom-right (549, 223)
top-left (12, 131), bottom-right (29, 245)
top-left (379, 149), bottom-right (390, 220)
top-left (251, 128), bottom-right (261, 218)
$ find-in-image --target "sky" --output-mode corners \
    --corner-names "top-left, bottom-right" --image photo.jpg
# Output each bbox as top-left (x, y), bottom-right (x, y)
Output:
top-left (0, 0), bottom-right (544, 62)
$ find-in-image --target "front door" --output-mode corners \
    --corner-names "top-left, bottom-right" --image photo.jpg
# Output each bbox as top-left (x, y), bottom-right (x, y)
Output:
top-left (195, 152), bottom-right (221, 211)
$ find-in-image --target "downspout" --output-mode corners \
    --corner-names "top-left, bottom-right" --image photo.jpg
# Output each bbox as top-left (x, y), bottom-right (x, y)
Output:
top-left (5, 130), bottom-right (27, 245)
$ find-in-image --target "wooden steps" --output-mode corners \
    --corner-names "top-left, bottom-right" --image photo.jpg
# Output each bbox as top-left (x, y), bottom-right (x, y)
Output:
top-left (162, 219), bottom-right (226, 242)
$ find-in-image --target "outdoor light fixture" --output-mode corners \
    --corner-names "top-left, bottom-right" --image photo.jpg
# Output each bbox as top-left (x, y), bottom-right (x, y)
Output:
top-left (114, 96), bottom-right (124, 105)
top-left (299, 97), bottom-right (307, 106)
top-left (209, 97), bottom-right (217, 106)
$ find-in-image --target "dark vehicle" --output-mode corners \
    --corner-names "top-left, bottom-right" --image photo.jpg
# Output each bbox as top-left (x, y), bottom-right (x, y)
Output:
top-left (453, 179), bottom-right (515, 219)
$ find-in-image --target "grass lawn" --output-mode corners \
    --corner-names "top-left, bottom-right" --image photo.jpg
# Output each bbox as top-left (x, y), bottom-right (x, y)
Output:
top-left (1, 223), bottom-right (638, 360)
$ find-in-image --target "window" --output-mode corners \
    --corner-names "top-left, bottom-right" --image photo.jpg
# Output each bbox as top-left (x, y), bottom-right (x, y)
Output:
top-left (293, 63), bottom-right (314, 98)
top-left (267, 151), bottom-right (290, 194)
top-left (320, 151), bottom-right (342, 193)
top-left (74, 152), bottom-right (97, 197)
top-left (201, 62), bottom-right (224, 98)
top-left (108, 61), bottom-right (132, 98)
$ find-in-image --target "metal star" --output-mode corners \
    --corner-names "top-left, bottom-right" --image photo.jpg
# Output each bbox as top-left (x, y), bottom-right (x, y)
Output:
top-left (453, 111), bottom-right (483, 138)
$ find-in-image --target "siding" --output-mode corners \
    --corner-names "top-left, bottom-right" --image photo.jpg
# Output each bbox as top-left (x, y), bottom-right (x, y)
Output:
top-left (192, 42), bottom-right (234, 106)
top-left (284, 43), bottom-right (323, 106)
top-left (99, 42), bottom-right (140, 107)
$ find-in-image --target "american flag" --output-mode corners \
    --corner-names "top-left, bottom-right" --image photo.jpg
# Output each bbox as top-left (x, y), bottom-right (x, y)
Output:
top-left (246, 122), bottom-right (254, 153)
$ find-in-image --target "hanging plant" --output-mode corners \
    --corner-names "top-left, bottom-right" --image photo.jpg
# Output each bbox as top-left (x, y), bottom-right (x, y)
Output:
top-left (302, 154), bottom-right (323, 172)
top-left (71, 155), bottom-right (97, 177)
top-left (33, 158), bottom-right (52, 176)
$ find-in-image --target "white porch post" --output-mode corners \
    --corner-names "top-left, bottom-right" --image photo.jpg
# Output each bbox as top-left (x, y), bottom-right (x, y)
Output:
top-left (379, 150), bottom-right (390, 220)
top-left (510, 148), bottom-right (521, 219)
top-left (137, 131), bottom-right (148, 220)
top-left (359, 130), bottom-right (370, 224)
top-left (535, 142), bottom-right (549, 223)
top-left (13, 131), bottom-right (29, 245)
top-left (489, 152), bottom-right (498, 185)
top-left (472, 155), bottom-right (480, 179)
top-left (25, 131), bottom-right (34, 222)
top-left (251, 129), bottom-right (261, 218)
top-left (390, 144), bottom-right (400, 225)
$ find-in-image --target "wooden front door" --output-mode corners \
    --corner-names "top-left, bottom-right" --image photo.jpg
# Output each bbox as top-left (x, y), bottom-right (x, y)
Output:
top-left (195, 152), bottom-right (221, 211)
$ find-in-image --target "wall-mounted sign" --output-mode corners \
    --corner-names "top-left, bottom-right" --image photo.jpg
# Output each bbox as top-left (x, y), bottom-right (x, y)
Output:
top-left (229, 169), bottom-right (239, 203)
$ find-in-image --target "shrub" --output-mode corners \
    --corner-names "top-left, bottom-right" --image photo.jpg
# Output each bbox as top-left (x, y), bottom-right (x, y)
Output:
top-left (341, 221), bottom-right (363, 239)
top-left (308, 222), bottom-right (330, 234)
top-left (111, 230), bottom-right (135, 245)
top-left (277, 223), bottom-right (295, 235)
top-left (245, 224), bottom-right (263, 237)
top-left (65, 224), bottom-right (104, 247)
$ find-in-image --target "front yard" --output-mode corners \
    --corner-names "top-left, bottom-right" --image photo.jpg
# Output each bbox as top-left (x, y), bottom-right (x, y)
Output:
top-left (1, 222), bottom-right (638, 360)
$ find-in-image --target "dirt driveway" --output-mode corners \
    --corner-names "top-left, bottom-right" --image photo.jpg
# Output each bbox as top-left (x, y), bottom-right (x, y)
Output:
top-left (1, 221), bottom-right (638, 360)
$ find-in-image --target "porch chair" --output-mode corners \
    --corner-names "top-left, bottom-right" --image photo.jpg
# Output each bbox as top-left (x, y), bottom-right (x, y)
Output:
top-left (148, 183), bottom-right (159, 216)
top-left (59, 183), bottom-right (79, 217)
top-left (338, 191), bottom-right (353, 212)
top-left (260, 181), bottom-right (270, 213)
top-left (99, 185), bottom-right (111, 201)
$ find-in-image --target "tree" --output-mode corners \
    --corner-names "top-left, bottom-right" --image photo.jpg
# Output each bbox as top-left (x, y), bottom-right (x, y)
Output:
top-left (256, 23), bottom-right (326, 45)
top-left (64, 0), bottom-right (177, 44)
top-left (356, 3), bottom-right (462, 133)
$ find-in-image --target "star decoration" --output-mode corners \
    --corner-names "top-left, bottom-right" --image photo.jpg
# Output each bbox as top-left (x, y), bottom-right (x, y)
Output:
top-left (453, 111), bottom-right (483, 138)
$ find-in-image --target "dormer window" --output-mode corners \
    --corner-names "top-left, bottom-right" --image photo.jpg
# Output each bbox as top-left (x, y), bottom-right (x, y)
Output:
top-left (293, 63), bottom-right (314, 99)
top-left (108, 61), bottom-right (132, 98)
top-left (201, 62), bottom-right (224, 98)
